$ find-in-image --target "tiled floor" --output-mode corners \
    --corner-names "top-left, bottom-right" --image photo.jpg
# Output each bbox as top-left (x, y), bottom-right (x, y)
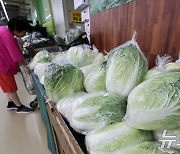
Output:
top-left (0, 73), bottom-right (50, 154)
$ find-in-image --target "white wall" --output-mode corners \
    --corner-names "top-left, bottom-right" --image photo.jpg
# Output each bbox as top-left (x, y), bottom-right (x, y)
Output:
top-left (63, 0), bottom-right (85, 30)
top-left (50, 0), bottom-right (85, 38)
top-left (50, 0), bottom-right (66, 38)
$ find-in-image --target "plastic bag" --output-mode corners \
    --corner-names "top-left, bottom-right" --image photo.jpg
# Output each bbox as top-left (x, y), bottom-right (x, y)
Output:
top-left (63, 92), bottom-right (127, 134)
top-left (86, 122), bottom-right (153, 154)
top-left (80, 61), bottom-right (106, 92)
top-left (44, 62), bottom-right (84, 103)
top-left (34, 62), bottom-right (51, 85)
top-left (106, 32), bottom-right (148, 97)
top-left (145, 54), bottom-right (180, 80)
top-left (145, 54), bottom-right (173, 80)
top-left (20, 66), bottom-right (34, 95)
top-left (29, 50), bottom-right (53, 70)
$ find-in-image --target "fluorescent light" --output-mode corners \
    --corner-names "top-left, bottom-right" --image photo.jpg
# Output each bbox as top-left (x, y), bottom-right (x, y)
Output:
top-left (0, 0), bottom-right (9, 21)
top-left (46, 14), bottom-right (51, 20)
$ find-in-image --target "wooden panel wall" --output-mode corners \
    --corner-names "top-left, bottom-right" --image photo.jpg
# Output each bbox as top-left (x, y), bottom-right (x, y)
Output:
top-left (90, 4), bottom-right (128, 54)
top-left (90, 0), bottom-right (180, 68)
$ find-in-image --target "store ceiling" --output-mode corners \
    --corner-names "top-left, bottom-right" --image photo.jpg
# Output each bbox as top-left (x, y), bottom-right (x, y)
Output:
top-left (0, 0), bottom-right (30, 22)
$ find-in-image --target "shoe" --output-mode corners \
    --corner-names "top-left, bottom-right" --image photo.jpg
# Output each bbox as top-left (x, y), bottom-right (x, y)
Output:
top-left (7, 101), bottom-right (18, 110)
top-left (16, 105), bottom-right (35, 113)
top-left (30, 100), bottom-right (38, 109)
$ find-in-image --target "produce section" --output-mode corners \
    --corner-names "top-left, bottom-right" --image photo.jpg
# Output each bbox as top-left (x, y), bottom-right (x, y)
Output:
top-left (1, 0), bottom-right (179, 154)
top-left (30, 33), bottom-right (180, 154)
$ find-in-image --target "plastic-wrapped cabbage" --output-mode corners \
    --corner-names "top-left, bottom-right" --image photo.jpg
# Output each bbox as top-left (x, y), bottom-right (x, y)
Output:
top-left (80, 64), bottom-right (97, 77)
top-left (121, 142), bottom-right (179, 154)
top-left (67, 92), bottom-right (127, 134)
top-left (145, 55), bottom-right (180, 80)
top-left (29, 50), bottom-right (53, 70)
top-left (153, 129), bottom-right (180, 150)
top-left (176, 60), bottom-right (180, 64)
top-left (145, 54), bottom-right (172, 80)
top-left (44, 63), bottom-right (84, 103)
top-left (124, 72), bottom-right (180, 130)
top-left (54, 51), bottom-right (68, 60)
top-left (56, 92), bottom-right (87, 118)
top-left (86, 122), bottom-right (153, 154)
top-left (165, 62), bottom-right (180, 71)
top-left (34, 62), bottom-right (51, 85)
top-left (67, 46), bottom-right (104, 67)
top-left (40, 76), bottom-right (45, 85)
top-left (106, 33), bottom-right (148, 97)
top-left (80, 62), bottom-right (106, 92)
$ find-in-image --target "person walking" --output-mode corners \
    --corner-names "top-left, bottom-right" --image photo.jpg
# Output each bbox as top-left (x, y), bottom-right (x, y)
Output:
top-left (0, 17), bottom-right (34, 113)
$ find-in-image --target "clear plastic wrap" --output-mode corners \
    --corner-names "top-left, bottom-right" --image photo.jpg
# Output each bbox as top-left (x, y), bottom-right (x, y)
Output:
top-left (85, 122), bottom-right (153, 154)
top-left (124, 71), bottom-right (180, 130)
top-left (29, 50), bottom-right (53, 70)
top-left (20, 66), bottom-right (34, 95)
top-left (34, 62), bottom-right (51, 85)
top-left (145, 54), bottom-right (173, 80)
top-left (56, 92), bottom-right (87, 118)
top-left (44, 63), bottom-right (84, 103)
top-left (80, 61), bottom-right (106, 92)
top-left (176, 52), bottom-right (180, 64)
top-left (60, 91), bottom-right (127, 134)
top-left (106, 32), bottom-right (148, 97)
top-left (66, 45), bottom-right (104, 67)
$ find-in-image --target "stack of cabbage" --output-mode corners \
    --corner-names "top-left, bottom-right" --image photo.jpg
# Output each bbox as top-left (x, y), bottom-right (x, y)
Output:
top-left (85, 71), bottom-right (180, 153)
top-left (30, 50), bottom-right (53, 85)
top-left (31, 34), bottom-right (180, 153)
top-left (86, 122), bottom-right (179, 154)
top-left (59, 45), bottom-right (105, 67)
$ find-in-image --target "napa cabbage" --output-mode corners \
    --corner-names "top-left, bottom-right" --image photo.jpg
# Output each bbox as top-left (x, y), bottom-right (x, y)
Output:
top-left (64, 92), bottom-right (127, 134)
top-left (44, 63), bottom-right (84, 103)
top-left (86, 122), bottom-right (153, 154)
top-left (124, 72), bottom-right (180, 130)
top-left (106, 35), bottom-right (148, 97)
top-left (80, 62), bottom-right (106, 92)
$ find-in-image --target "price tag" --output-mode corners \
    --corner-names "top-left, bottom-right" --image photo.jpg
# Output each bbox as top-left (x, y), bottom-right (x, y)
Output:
top-left (71, 11), bottom-right (82, 23)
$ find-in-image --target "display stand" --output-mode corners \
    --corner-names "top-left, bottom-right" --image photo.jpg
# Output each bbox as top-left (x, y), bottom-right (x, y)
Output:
top-left (31, 72), bottom-right (87, 154)
top-left (31, 72), bottom-right (57, 154)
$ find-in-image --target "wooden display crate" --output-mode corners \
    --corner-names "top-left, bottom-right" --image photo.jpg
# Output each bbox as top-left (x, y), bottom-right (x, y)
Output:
top-left (47, 102), bottom-right (86, 154)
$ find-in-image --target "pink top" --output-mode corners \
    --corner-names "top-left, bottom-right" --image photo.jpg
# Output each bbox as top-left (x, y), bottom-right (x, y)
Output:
top-left (0, 26), bottom-right (23, 75)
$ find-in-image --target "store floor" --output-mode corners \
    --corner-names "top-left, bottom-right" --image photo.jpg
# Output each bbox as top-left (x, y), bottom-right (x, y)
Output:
top-left (0, 73), bottom-right (50, 154)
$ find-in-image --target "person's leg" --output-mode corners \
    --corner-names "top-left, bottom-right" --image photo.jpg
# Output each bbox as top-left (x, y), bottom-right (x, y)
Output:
top-left (0, 73), bottom-right (34, 113)
top-left (6, 91), bottom-right (34, 113)
top-left (6, 92), bottom-right (22, 107)
top-left (6, 93), bottom-right (12, 102)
